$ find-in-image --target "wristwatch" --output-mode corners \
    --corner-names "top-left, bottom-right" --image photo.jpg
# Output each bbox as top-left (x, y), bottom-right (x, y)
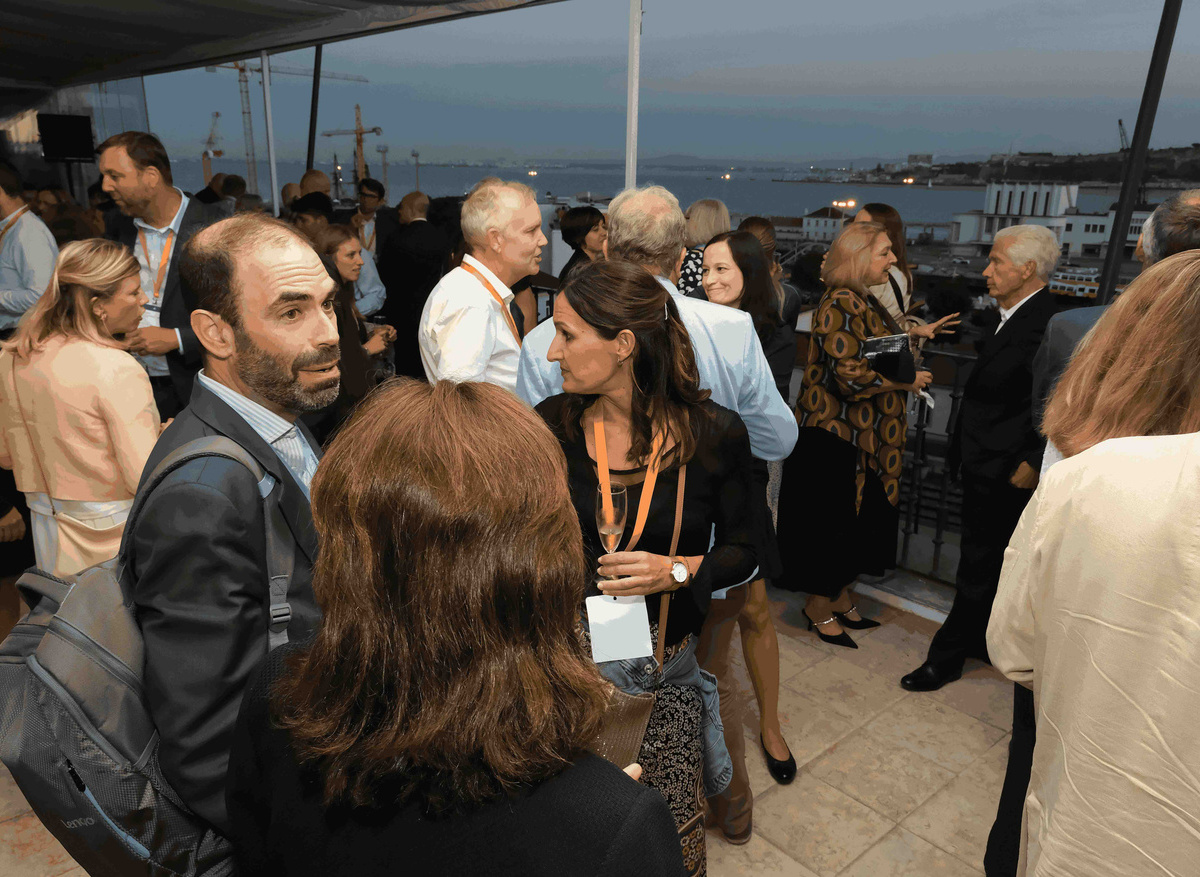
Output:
top-left (670, 558), bottom-right (690, 587)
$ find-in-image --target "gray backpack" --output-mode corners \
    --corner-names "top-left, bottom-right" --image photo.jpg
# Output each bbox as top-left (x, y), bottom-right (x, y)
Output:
top-left (0, 437), bottom-right (296, 876)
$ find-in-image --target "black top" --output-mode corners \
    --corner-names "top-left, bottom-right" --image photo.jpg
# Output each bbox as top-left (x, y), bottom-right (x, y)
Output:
top-left (536, 396), bottom-right (759, 646)
top-left (761, 317), bottom-right (797, 403)
top-left (559, 248), bottom-right (591, 288)
top-left (226, 644), bottom-right (686, 877)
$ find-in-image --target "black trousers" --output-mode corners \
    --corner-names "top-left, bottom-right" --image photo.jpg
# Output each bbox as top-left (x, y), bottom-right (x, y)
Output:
top-left (926, 473), bottom-right (1033, 668)
top-left (984, 683), bottom-right (1036, 876)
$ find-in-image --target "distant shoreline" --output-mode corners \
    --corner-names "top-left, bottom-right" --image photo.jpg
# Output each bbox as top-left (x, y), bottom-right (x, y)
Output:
top-left (770, 180), bottom-right (985, 192)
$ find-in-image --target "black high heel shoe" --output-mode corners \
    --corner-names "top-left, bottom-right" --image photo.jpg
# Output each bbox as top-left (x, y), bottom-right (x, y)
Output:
top-left (805, 612), bottom-right (858, 649)
top-left (833, 603), bottom-right (882, 631)
top-left (760, 733), bottom-right (797, 784)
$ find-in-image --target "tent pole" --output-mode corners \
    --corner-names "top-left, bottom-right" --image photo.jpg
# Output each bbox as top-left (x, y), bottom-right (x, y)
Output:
top-left (1098, 0), bottom-right (1181, 303)
top-left (624, 0), bottom-right (642, 190)
top-left (261, 50), bottom-right (281, 216)
top-left (307, 45), bottom-right (323, 171)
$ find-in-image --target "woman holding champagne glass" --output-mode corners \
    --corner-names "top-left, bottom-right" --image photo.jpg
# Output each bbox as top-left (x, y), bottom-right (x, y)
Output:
top-left (537, 259), bottom-right (760, 875)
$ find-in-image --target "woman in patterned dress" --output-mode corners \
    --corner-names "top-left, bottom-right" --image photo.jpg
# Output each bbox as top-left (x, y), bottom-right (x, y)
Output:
top-left (776, 222), bottom-right (955, 648)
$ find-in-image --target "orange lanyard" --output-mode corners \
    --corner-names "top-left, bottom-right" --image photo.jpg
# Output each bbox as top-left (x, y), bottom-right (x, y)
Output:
top-left (359, 224), bottom-right (375, 252)
top-left (0, 206), bottom-right (29, 252)
top-left (137, 228), bottom-right (175, 305)
top-left (593, 411), bottom-right (665, 552)
top-left (460, 261), bottom-right (521, 342)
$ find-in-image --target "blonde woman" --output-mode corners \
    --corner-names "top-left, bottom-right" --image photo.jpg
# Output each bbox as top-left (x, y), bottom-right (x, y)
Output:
top-left (777, 223), bottom-right (955, 649)
top-left (0, 239), bottom-right (160, 575)
top-left (988, 250), bottom-right (1200, 876)
top-left (680, 198), bottom-right (730, 296)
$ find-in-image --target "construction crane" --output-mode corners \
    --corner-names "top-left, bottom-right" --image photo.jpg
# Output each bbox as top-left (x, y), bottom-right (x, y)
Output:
top-left (201, 112), bottom-right (223, 185)
top-left (1118, 119), bottom-right (1130, 152)
top-left (376, 144), bottom-right (389, 193)
top-left (412, 149), bottom-right (420, 191)
top-left (206, 61), bottom-right (368, 194)
top-left (322, 105), bottom-right (381, 187)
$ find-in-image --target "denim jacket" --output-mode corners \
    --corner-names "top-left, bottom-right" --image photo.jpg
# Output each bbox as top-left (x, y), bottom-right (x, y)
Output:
top-left (596, 637), bottom-right (732, 798)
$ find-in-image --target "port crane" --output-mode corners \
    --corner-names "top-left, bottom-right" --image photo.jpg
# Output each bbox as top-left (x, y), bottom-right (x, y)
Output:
top-left (412, 149), bottom-right (420, 190)
top-left (1118, 119), bottom-right (1130, 152)
top-left (201, 112), bottom-right (223, 185)
top-left (322, 105), bottom-right (381, 187)
top-left (206, 61), bottom-right (368, 194)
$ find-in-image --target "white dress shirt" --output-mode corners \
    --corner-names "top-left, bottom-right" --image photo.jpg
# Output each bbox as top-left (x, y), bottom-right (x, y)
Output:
top-left (418, 254), bottom-right (521, 391)
top-left (516, 275), bottom-right (798, 462)
top-left (995, 287), bottom-right (1042, 335)
top-left (0, 207), bottom-right (58, 330)
top-left (196, 371), bottom-right (320, 496)
top-left (358, 216), bottom-right (376, 260)
top-left (132, 190), bottom-right (188, 376)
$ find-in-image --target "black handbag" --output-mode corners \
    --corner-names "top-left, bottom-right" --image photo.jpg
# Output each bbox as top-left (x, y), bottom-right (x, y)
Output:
top-left (863, 292), bottom-right (917, 384)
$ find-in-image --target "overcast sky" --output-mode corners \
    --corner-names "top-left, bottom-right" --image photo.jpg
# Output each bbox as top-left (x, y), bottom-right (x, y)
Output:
top-left (143, 0), bottom-right (1200, 165)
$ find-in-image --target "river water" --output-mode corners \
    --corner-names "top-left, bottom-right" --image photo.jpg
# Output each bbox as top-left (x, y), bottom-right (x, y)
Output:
top-left (177, 157), bottom-right (1119, 223)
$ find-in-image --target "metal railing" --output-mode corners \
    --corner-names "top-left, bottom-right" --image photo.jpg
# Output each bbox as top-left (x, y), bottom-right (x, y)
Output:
top-left (897, 348), bottom-right (977, 582)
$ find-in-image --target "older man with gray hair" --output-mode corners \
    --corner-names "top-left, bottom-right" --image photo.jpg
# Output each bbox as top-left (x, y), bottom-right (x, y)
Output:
top-left (418, 178), bottom-right (547, 390)
top-left (903, 223), bottom-right (1064, 693)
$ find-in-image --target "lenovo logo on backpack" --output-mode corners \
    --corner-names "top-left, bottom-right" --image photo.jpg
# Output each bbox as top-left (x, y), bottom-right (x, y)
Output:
top-left (62, 817), bottom-right (96, 829)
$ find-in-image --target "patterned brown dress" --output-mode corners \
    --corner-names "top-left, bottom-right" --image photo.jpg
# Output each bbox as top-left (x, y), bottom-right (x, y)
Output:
top-left (797, 286), bottom-right (907, 509)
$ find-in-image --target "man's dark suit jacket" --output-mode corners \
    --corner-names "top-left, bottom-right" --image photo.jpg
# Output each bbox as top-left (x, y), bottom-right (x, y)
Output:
top-left (125, 380), bottom-right (321, 834)
top-left (950, 289), bottom-right (1061, 482)
top-left (107, 198), bottom-right (223, 403)
top-left (1031, 305), bottom-right (1106, 428)
top-left (377, 219), bottom-right (450, 376)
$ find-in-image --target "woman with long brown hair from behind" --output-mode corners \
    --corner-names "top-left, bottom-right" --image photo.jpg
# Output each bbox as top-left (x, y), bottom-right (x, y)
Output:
top-left (226, 379), bottom-right (683, 877)
top-left (988, 249), bottom-right (1200, 876)
top-left (0, 239), bottom-right (160, 575)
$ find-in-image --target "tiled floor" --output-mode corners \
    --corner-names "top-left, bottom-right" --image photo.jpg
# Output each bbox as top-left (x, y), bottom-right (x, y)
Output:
top-left (709, 586), bottom-right (1011, 877)
top-left (0, 584), bottom-right (1011, 877)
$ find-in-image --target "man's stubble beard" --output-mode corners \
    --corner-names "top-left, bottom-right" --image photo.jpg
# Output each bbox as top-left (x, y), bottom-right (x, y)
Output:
top-left (233, 326), bottom-right (341, 414)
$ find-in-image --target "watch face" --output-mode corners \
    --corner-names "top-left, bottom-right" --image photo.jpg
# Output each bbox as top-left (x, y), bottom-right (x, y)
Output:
top-left (671, 562), bottom-right (687, 583)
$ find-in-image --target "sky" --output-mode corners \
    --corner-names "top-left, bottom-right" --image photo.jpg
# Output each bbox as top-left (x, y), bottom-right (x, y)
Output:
top-left (142, 0), bottom-right (1200, 167)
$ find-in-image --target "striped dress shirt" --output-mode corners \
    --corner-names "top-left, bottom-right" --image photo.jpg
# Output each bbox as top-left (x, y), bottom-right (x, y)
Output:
top-left (197, 371), bottom-right (320, 495)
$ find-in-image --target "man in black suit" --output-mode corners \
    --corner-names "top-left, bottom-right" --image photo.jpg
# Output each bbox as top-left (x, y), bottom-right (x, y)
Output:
top-left (902, 224), bottom-right (1062, 694)
top-left (124, 213), bottom-right (337, 835)
top-left (378, 190), bottom-right (450, 377)
top-left (100, 131), bottom-right (222, 418)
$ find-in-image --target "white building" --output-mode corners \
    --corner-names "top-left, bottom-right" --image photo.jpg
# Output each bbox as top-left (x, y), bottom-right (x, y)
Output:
top-left (950, 182), bottom-right (1151, 260)
top-left (802, 206), bottom-right (849, 242)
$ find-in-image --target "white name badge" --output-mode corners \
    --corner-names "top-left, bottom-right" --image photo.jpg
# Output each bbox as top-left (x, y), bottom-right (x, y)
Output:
top-left (585, 594), bottom-right (653, 664)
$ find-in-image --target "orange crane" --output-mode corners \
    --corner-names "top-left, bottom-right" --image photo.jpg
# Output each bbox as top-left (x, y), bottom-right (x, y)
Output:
top-left (322, 105), bottom-right (381, 186)
top-left (201, 112), bottom-right (223, 184)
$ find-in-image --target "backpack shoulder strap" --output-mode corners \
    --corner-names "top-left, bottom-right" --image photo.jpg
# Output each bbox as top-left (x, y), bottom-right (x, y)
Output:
top-left (119, 436), bottom-right (296, 651)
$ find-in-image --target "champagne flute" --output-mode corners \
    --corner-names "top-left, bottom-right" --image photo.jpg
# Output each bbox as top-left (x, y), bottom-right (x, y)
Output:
top-left (595, 483), bottom-right (628, 581)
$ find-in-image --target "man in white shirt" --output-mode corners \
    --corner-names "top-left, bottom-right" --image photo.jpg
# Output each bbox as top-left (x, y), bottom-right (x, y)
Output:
top-left (100, 132), bottom-right (221, 417)
top-left (418, 178), bottom-right (546, 390)
top-left (0, 161), bottom-right (58, 336)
